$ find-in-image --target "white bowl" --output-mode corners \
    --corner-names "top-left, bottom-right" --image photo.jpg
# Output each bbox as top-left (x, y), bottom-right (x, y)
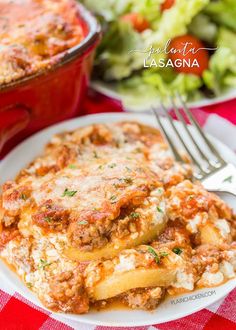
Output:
top-left (92, 82), bottom-right (236, 112)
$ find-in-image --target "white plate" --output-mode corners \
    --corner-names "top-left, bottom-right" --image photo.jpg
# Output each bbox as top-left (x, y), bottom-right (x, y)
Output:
top-left (92, 81), bottom-right (236, 112)
top-left (0, 112), bottom-right (236, 327)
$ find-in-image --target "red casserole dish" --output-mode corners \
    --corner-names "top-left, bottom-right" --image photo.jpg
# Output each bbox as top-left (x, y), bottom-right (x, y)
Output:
top-left (0, 2), bottom-right (100, 158)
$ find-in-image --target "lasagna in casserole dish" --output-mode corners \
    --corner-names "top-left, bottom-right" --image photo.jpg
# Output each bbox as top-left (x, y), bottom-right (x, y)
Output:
top-left (0, 121), bottom-right (235, 313)
top-left (0, 0), bottom-right (86, 85)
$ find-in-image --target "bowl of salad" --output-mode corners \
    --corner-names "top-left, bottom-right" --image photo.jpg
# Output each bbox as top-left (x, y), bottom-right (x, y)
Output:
top-left (81, 0), bottom-right (236, 111)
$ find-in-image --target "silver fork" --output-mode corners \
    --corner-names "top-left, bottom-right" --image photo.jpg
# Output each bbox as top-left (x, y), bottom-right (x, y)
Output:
top-left (152, 95), bottom-right (236, 196)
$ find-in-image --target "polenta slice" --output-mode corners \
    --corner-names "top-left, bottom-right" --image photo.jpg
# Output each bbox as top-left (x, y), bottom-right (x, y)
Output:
top-left (64, 220), bottom-right (166, 261)
top-left (84, 246), bottom-right (184, 300)
top-left (64, 188), bottom-right (167, 261)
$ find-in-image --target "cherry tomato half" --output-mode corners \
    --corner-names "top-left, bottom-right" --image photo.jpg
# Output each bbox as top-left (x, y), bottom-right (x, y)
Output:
top-left (168, 34), bottom-right (209, 76)
top-left (120, 13), bottom-right (150, 33)
top-left (161, 0), bottom-right (175, 11)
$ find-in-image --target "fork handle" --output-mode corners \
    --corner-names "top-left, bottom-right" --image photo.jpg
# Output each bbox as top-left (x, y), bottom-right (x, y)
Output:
top-left (202, 163), bottom-right (236, 197)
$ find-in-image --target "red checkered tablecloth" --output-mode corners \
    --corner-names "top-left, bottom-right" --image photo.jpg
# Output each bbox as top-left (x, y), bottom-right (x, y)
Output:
top-left (1, 287), bottom-right (236, 329)
top-left (1, 91), bottom-right (236, 330)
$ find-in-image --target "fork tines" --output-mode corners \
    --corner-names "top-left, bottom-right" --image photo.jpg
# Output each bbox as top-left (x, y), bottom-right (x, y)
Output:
top-left (152, 95), bottom-right (226, 180)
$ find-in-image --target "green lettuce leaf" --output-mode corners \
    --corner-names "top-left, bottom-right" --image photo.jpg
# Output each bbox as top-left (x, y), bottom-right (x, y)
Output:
top-left (144, 0), bottom-right (209, 46)
top-left (188, 14), bottom-right (218, 43)
top-left (118, 69), bottom-right (202, 110)
top-left (217, 28), bottom-right (236, 55)
top-left (204, 0), bottom-right (236, 32)
top-left (81, 0), bottom-right (162, 22)
top-left (203, 28), bottom-right (236, 94)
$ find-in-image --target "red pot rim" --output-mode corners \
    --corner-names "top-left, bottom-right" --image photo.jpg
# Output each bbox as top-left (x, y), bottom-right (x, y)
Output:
top-left (0, 2), bottom-right (101, 93)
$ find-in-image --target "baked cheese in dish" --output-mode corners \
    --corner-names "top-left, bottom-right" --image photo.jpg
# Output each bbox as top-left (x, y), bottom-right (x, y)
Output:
top-left (0, 121), bottom-right (235, 314)
top-left (0, 0), bottom-right (85, 85)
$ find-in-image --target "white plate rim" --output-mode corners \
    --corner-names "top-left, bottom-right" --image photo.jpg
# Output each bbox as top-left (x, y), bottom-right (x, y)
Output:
top-left (92, 81), bottom-right (236, 111)
top-left (0, 112), bottom-right (236, 327)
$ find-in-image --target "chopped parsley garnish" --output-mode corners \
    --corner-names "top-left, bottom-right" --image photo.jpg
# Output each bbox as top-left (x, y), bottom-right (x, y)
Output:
top-left (160, 251), bottom-right (169, 257)
top-left (147, 247), bottom-right (169, 264)
top-left (20, 193), bottom-right (28, 200)
top-left (78, 220), bottom-right (88, 225)
top-left (98, 165), bottom-right (103, 170)
top-left (172, 247), bottom-right (183, 255)
top-left (62, 188), bottom-right (77, 197)
top-left (147, 247), bottom-right (160, 264)
top-left (38, 259), bottom-right (52, 270)
top-left (222, 175), bottom-right (233, 183)
top-left (108, 163), bottom-right (117, 168)
top-left (44, 216), bottom-right (52, 223)
top-left (187, 195), bottom-right (194, 201)
top-left (110, 195), bottom-right (117, 203)
top-left (26, 282), bottom-right (33, 289)
top-left (125, 166), bottom-right (132, 172)
top-left (118, 177), bottom-right (133, 185)
top-left (156, 206), bottom-right (163, 213)
top-left (93, 151), bottom-right (99, 158)
top-left (68, 164), bottom-right (77, 169)
top-left (130, 212), bottom-right (140, 219)
top-left (123, 177), bottom-right (133, 185)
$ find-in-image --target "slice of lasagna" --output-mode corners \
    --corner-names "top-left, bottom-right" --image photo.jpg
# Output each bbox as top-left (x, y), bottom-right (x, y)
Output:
top-left (0, 121), bottom-right (235, 313)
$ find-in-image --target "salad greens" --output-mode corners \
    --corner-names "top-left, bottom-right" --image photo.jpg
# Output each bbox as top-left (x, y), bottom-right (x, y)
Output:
top-left (205, 0), bottom-right (236, 32)
top-left (203, 28), bottom-right (236, 94)
top-left (81, 0), bottom-right (236, 109)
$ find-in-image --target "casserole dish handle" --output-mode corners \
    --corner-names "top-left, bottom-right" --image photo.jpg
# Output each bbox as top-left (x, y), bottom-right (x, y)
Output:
top-left (0, 105), bottom-right (30, 153)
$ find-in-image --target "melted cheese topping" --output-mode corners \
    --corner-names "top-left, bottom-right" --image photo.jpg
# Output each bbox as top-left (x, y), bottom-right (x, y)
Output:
top-left (0, 0), bottom-right (85, 85)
